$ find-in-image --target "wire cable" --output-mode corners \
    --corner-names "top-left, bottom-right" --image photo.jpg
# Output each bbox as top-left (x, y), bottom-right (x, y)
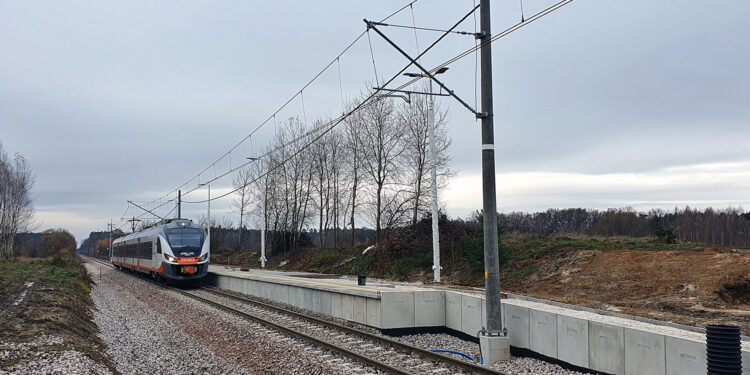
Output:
top-left (136, 1), bottom-right (421, 208)
top-left (393, 0), bottom-right (574, 94)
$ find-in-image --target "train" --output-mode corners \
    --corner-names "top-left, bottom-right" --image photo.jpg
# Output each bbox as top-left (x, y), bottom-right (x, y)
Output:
top-left (110, 218), bottom-right (209, 282)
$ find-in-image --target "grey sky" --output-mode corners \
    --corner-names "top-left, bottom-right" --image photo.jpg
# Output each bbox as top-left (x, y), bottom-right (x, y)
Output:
top-left (1, 0), bottom-right (748, 243)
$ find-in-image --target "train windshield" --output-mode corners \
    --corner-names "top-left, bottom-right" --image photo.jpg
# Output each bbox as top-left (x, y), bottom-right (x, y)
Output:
top-left (167, 230), bottom-right (203, 249)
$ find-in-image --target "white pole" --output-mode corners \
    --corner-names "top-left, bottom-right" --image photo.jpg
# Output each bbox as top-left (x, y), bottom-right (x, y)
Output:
top-left (428, 80), bottom-right (441, 283)
top-left (260, 187), bottom-right (267, 268)
top-left (207, 184), bottom-right (211, 240)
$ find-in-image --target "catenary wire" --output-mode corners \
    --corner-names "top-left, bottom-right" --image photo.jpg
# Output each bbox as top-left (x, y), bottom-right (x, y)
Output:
top-left (135, 0), bottom-right (420, 209)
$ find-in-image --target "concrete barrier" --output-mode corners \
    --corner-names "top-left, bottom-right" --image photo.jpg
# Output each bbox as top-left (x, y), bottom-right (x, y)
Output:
top-left (529, 309), bottom-right (557, 358)
top-left (461, 294), bottom-right (482, 336)
top-left (624, 328), bottom-right (665, 375)
top-left (415, 291), bottom-right (445, 327)
top-left (557, 315), bottom-right (589, 368)
top-left (589, 322), bottom-right (625, 375)
top-left (505, 304), bottom-right (530, 349)
top-left (381, 291), bottom-right (414, 329)
top-left (665, 336), bottom-right (705, 375)
top-left (445, 291), bottom-right (462, 331)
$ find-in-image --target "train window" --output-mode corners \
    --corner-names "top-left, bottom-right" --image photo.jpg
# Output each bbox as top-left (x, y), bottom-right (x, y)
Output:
top-left (167, 231), bottom-right (203, 248)
top-left (156, 238), bottom-right (162, 254)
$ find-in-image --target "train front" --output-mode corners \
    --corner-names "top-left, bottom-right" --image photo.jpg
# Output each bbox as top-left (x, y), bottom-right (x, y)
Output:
top-left (159, 219), bottom-right (209, 281)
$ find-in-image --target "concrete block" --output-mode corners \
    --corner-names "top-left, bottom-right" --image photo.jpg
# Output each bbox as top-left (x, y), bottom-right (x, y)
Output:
top-left (319, 291), bottom-right (332, 316)
top-left (624, 328), bottom-right (665, 375)
top-left (414, 291), bottom-right (445, 327)
top-left (229, 277), bottom-right (240, 293)
top-left (742, 350), bottom-right (750, 375)
top-left (278, 284), bottom-right (289, 304)
top-left (461, 294), bottom-right (483, 337)
top-left (341, 294), bottom-right (354, 321)
top-left (445, 291), bottom-right (462, 331)
top-left (301, 288), bottom-right (314, 311)
top-left (589, 321), bottom-right (625, 375)
top-left (381, 291), bottom-right (415, 329)
top-left (286, 287), bottom-right (299, 308)
top-left (311, 290), bottom-right (323, 314)
top-left (665, 336), bottom-right (706, 375)
top-left (557, 315), bottom-right (589, 368)
top-left (529, 309), bottom-right (557, 358)
top-left (331, 293), bottom-right (343, 319)
top-left (505, 304), bottom-right (530, 349)
top-left (480, 335), bottom-right (510, 365)
top-left (366, 298), bottom-right (381, 328)
top-left (353, 296), bottom-right (367, 325)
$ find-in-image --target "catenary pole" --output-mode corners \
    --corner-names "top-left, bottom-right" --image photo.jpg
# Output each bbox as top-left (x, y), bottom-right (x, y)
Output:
top-left (108, 219), bottom-right (114, 259)
top-left (480, 0), bottom-right (503, 334)
top-left (428, 79), bottom-right (441, 283)
top-left (261, 188), bottom-right (267, 268)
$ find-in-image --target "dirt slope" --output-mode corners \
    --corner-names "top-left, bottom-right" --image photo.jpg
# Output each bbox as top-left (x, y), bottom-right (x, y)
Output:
top-left (505, 247), bottom-right (750, 333)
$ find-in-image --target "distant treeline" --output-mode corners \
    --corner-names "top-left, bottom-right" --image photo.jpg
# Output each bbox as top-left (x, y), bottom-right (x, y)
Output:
top-left (78, 206), bottom-right (750, 259)
top-left (14, 229), bottom-right (77, 258)
top-left (498, 207), bottom-right (750, 247)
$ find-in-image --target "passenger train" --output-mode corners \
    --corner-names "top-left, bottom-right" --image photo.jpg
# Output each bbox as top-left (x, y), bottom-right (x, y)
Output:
top-left (110, 218), bottom-right (209, 282)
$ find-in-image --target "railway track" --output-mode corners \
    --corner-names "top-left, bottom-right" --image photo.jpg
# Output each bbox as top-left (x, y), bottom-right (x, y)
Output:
top-left (84, 256), bottom-right (506, 375)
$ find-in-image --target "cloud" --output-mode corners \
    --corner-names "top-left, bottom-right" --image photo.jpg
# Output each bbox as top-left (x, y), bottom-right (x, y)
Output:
top-left (444, 160), bottom-right (750, 218)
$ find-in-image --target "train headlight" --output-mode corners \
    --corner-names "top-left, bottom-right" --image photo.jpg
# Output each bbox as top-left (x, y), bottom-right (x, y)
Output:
top-left (199, 253), bottom-right (208, 262)
top-left (166, 255), bottom-right (177, 263)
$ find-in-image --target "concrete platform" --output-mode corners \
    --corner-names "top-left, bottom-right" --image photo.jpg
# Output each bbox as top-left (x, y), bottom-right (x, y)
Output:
top-left (207, 265), bottom-right (750, 375)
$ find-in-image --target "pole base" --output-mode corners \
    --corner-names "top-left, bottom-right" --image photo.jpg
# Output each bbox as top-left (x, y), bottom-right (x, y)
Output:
top-left (480, 333), bottom-right (510, 365)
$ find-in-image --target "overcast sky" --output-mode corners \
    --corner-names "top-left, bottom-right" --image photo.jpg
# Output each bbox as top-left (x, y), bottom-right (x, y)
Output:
top-left (1, 0), bottom-right (748, 243)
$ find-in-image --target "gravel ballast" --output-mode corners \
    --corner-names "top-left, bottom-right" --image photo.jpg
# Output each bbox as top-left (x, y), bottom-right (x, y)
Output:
top-left (85, 261), bottom-right (375, 375)
top-left (0, 335), bottom-right (111, 375)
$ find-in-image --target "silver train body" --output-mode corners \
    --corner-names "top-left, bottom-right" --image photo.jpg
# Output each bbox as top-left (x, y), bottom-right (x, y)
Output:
top-left (110, 219), bottom-right (209, 281)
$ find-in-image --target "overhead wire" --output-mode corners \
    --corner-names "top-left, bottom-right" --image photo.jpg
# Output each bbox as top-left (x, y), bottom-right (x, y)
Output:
top-left (392, 0), bottom-right (574, 94)
top-left (136, 0), bottom-right (421, 209)
top-left (134, 0), bottom-right (574, 213)
top-left (182, 4), bottom-right (481, 205)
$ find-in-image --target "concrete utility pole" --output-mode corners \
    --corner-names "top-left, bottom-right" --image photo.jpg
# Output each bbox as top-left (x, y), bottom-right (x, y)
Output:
top-left (260, 189), bottom-right (266, 268)
top-left (479, 0), bottom-right (510, 365)
top-left (107, 219), bottom-right (114, 259)
top-left (177, 190), bottom-right (182, 218)
top-left (427, 79), bottom-right (441, 283)
top-left (199, 183), bottom-right (211, 243)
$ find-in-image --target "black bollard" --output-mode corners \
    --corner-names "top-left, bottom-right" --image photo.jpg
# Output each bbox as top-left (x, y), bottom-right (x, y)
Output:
top-left (706, 324), bottom-right (742, 375)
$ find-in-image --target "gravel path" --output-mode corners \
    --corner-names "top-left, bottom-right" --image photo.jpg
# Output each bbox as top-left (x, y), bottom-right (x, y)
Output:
top-left (86, 261), bottom-right (376, 375)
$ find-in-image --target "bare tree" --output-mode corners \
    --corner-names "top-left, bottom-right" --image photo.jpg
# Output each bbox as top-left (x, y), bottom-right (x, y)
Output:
top-left (399, 89), bottom-right (452, 226)
top-left (232, 166), bottom-right (253, 250)
top-left (0, 141), bottom-right (34, 259)
top-left (357, 96), bottom-right (405, 243)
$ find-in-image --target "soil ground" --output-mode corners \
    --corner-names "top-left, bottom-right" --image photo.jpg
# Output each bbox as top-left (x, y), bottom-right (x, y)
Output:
top-left (503, 247), bottom-right (750, 334)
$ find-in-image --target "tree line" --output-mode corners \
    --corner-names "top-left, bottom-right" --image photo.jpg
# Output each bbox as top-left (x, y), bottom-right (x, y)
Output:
top-left (231, 87), bottom-right (452, 253)
top-left (0, 141), bottom-right (34, 259)
top-left (499, 207), bottom-right (750, 247)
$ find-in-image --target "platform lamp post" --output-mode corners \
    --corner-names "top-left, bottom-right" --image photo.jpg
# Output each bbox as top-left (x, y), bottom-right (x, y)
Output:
top-left (403, 66), bottom-right (449, 284)
top-left (247, 157), bottom-right (266, 268)
top-left (198, 183), bottom-right (210, 244)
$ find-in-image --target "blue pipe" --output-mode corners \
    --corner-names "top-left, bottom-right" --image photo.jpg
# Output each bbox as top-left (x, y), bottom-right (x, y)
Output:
top-left (429, 349), bottom-right (476, 362)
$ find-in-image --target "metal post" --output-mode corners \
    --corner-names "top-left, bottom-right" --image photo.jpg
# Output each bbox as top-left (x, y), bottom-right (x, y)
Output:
top-left (480, 0), bottom-right (503, 334)
top-left (177, 190), bottom-right (182, 218)
top-left (428, 80), bottom-right (441, 283)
